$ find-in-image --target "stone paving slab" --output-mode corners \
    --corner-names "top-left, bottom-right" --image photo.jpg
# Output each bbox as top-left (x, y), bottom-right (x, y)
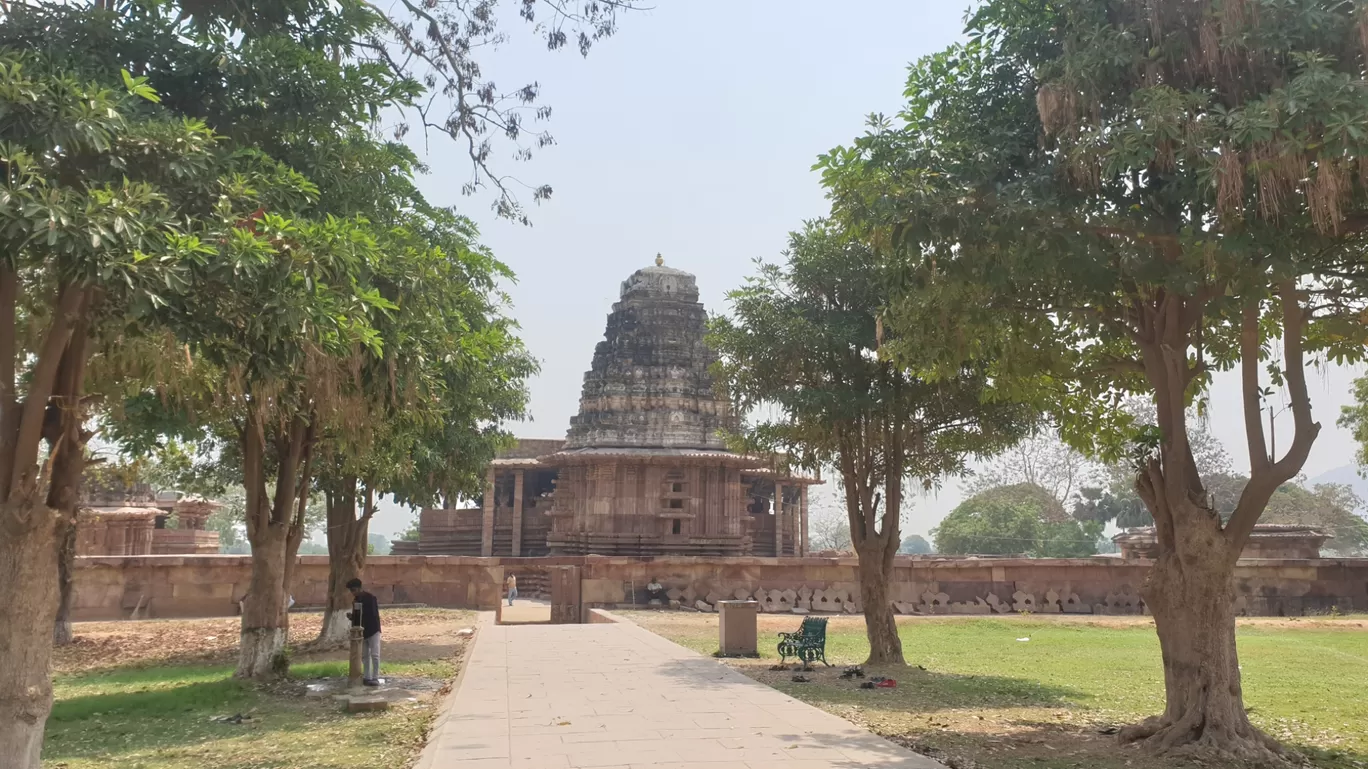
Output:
top-left (416, 613), bottom-right (944, 769)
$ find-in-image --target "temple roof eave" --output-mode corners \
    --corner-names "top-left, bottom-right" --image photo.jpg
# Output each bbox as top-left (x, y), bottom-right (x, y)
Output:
top-left (538, 447), bottom-right (753, 466)
top-left (530, 447), bottom-right (823, 484)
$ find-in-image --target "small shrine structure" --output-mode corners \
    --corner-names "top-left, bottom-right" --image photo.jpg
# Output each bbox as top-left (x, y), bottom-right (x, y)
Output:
top-left (1113, 523), bottom-right (1330, 561)
top-left (75, 475), bottom-right (221, 556)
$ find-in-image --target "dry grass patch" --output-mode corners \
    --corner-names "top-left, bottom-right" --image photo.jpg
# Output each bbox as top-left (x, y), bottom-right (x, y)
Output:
top-left (56, 608), bottom-right (468, 674)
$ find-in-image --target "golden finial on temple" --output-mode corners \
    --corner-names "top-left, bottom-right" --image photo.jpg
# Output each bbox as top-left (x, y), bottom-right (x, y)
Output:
top-left (655, 253), bottom-right (664, 266)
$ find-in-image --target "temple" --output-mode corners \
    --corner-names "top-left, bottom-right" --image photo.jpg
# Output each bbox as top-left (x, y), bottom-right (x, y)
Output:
top-left (76, 475), bottom-right (221, 557)
top-left (395, 256), bottom-right (820, 558)
top-left (1113, 524), bottom-right (1330, 561)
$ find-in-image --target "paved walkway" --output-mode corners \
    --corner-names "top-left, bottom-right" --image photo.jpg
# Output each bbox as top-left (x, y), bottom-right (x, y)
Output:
top-left (417, 613), bottom-right (944, 769)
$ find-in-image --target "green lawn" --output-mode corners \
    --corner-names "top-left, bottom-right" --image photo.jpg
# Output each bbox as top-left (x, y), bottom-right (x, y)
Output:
top-left (44, 610), bottom-right (472, 769)
top-left (627, 612), bottom-right (1368, 769)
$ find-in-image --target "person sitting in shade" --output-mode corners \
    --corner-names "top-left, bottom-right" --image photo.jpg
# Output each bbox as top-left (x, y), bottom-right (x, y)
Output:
top-left (646, 578), bottom-right (666, 604)
top-left (346, 578), bottom-right (382, 686)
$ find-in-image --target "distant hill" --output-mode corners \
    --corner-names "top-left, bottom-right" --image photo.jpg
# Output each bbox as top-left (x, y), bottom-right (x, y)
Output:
top-left (1308, 465), bottom-right (1368, 508)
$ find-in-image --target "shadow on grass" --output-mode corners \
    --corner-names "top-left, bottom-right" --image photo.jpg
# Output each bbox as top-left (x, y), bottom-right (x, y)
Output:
top-left (646, 654), bottom-right (1091, 713)
top-left (45, 675), bottom-right (321, 763)
top-left (46, 661), bottom-right (410, 763)
top-left (887, 719), bottom-right (1368, 769)
top-left (768, 666), bottom-right (1091, 712)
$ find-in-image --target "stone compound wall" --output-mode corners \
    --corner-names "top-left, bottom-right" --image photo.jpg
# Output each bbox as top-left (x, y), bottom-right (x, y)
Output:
top-left (71, 554), bottom-right (1368, 622)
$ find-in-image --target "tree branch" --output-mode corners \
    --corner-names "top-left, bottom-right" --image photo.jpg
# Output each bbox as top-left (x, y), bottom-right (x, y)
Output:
top-left (1240, 303), bottom-right (1270, 474)
top-left (0, 263), bottom-right (18, 500)
top-left (9, 284), bottom-right (84, 499)
top-left (1227, 283), bottom-right (1321, 553)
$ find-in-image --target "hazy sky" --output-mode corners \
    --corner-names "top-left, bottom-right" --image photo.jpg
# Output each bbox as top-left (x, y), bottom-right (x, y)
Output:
top-left (363, 0), bottom-right (1368, 541)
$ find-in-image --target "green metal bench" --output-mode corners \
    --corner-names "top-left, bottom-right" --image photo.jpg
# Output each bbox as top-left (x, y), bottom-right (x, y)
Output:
top-left (777, 616), bottom-right (830, 666)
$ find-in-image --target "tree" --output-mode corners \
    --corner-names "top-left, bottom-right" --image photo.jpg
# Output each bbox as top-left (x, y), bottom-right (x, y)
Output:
top-left (1, 0), bottom-right (576, 749)
top-left (302, 202), bottom-right (533, 644)
top-left (0, 46), bottom-right (268, 764)
top-left (935, 488), bottom-right (1038, 556)
top-left (309, 0), bottom-right (641, 223)
top-left (966, 430), bottom-right (1097, 507)
top-left (806, 496), bottom-right (853, 553)
top-left (1079, 400), bottom-right (1236, 529)
top-left (711, 221), bottom-right (1030, 666)
top-left (398, 514), bottom-right (421, 542)
top-left (53, 0), bottom-right (510, 676)
top-left (1263, 482), bottom-right (1368, 556)
top-left (934, 484), bottom-right (1100, 557)
top-left (1341, 374), bottom-right (1368, 471)
top-left (898, 534), bottom-right (932, 555)
top-left (819, 0), bottom-right (1368, 759)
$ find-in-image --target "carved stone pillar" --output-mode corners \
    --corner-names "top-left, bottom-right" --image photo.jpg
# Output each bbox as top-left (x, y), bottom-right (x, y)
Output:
top-left (774, 482), bottom-right (786, 557)
top-left (481, 468), bottom-right (497, 557)
top-left (800, 485), bottom-right (809, 556)
top-left (511, 470), bottom-right (525, 557)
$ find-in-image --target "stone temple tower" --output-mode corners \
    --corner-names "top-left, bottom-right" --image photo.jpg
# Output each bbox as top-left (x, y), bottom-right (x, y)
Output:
top-left (563, 254), bottom-right (736, 451)
top-left (542, 256), bottom-right (753, 555)
top-left (393, 255), bottom-right (819, 559)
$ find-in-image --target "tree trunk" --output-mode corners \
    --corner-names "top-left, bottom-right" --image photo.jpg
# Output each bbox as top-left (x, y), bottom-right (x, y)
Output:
top-left (856, 541), bottom-right (902, 666)
top-left (236, 408), bottom-right (312, 680)
top-left (1121, 507), bottom-right (1283, 763)
top-left (53, 521), bottom-right (76, 646)
top-left (0, 497), bottom-right (61, 769)
top-left (318, 480), bottom-right (369, 646)
top-left (236, 522), bottom-right (290, 679)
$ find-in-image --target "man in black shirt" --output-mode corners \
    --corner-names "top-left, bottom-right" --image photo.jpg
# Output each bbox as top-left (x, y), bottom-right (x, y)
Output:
top-left (346, 578), bottom-right (382, 686)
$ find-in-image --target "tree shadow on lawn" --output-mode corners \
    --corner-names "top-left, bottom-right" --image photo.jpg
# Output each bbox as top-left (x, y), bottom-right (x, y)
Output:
top-left (650, 656), bottom-right (1090, 713)
top-left (45, 677), bottom-right (314, 762)
top-left (759, 664), bottom-right (1091, 713)
top-left (892, 718), bottom-right (1368, 769)
top-left (44, 663), bottom-right (407, 764)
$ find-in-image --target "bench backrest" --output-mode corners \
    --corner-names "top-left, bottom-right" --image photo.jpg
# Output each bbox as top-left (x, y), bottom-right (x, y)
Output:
top-left (800, 616), bottom-right (827, 640)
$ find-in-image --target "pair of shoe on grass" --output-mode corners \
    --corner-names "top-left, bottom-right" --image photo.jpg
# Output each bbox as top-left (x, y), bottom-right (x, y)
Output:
top-left (859, 677), bottom-right (896, 689)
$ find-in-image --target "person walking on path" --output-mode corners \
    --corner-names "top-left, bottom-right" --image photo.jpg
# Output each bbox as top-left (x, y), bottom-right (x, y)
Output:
top-left (346, 578), bottom-right (382, 686)
top-left (506, 573), bottom-right (518, 606)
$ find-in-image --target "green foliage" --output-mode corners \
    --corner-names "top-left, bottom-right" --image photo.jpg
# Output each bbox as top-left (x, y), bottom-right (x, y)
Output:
top-left (711, 220), bottom-right (1032, 554)
top-left (1073, 486), bottom-right (1153, 529)
top-left (1341, 375), bottom-right (1368, 472)
top-left (1263, 482), bottom-right (1368, 556)
top-left (934, 484), bottom-right (1100, 557)
top-left (3, 0), bottom-right (638, 224)
top-left (816, 0), bottom-right (1368, 571)
top-left (897, 534), bottom-right (933, 555)
top-left (205, 502), bottom-right (245, 552)
top-left (36, 0), bottom-right (540, 542)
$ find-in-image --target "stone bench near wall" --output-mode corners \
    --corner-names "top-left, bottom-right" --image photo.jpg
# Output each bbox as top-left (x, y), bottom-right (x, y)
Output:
top-left (71, 554), bottom-right (1368, 622)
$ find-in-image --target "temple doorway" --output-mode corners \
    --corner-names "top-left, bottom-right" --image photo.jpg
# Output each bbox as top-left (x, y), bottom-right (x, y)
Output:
top-left (495, 565), bottom-right (582, 625)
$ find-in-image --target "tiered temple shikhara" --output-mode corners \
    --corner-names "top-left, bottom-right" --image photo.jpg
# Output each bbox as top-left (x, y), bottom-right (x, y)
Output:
top-left (395, 256), bottom-right (820, 558)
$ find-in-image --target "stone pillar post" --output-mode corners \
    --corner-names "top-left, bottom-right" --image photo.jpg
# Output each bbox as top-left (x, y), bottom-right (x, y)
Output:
top-left (511, 470), bottom-right (525, 557)
top-left (480, 467), bottom-right (497, 557)
top-left (773, 483), bottom-right (786, 556)
top-left (800, 485), bottom-right (810, 556)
